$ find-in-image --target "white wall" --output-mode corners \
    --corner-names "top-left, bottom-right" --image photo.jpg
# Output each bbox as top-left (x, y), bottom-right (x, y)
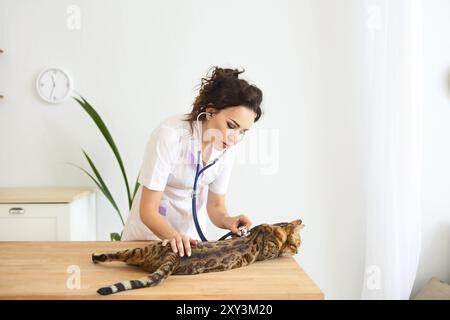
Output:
top-left (411, 0), bottom-right (450, 298)
top-left (0, 0), bottom-right (448, 299)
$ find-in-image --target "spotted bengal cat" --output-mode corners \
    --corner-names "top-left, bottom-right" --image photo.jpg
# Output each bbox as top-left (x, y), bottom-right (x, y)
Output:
top-left (92, 219), bottom-right (304, 295)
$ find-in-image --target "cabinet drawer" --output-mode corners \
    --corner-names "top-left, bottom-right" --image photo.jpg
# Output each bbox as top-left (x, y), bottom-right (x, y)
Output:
top-left (0, 204), bottom-right (70, 241)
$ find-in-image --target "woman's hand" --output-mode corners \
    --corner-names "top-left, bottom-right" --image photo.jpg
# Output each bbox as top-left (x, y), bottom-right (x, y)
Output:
top-left (161, 234), bottom-right (199, 257)
top-left (222, 214), bottom-right (252, 236)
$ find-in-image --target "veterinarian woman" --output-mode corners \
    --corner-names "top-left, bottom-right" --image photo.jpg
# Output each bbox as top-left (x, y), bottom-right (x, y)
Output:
top-left (122, 67), bottom-right (263, 258)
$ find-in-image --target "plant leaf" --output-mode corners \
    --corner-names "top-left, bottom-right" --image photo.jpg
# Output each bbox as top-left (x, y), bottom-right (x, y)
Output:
top-left (65, 162), bottom-right (105, 194)
top-left (81, 149), bottom-right (125, 226)
top-left (72, 95), bottom-right (133, 210)
top-left (131, 173), bottom-right (140, 203)
top-left (66, 160), bottom-right (124, 227)
top-left (110, 232), bottom-right (121, 241)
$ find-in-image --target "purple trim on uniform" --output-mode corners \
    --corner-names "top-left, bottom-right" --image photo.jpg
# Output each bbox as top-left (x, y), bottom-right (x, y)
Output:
top-left (188, 150), bottom-right (196, 165)
top-left (158, 206), bottom-right (167, 216)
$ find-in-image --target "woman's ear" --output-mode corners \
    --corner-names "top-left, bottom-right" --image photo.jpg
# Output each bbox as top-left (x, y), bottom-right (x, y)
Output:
top-left (205, 107), bottom-right (218, 120)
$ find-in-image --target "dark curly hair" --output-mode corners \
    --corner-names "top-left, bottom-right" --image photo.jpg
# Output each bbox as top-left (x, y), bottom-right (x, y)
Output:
top-left (184, 66), bottom-right (263, 133)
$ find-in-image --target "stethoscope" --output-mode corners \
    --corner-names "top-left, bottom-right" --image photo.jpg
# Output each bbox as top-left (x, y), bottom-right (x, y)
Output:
top-left (191, 110), bottom-right (248, 242)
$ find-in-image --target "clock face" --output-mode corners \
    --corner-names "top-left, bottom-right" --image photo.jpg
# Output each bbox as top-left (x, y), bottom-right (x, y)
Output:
top-left (36, 68), bottom-right (73, 103)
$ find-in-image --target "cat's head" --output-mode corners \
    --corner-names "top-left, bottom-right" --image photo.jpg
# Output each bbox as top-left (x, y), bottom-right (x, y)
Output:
top-left (252, 219), bottom-right (305, 259)
top-left (273, 219), bottom-right (304, 257)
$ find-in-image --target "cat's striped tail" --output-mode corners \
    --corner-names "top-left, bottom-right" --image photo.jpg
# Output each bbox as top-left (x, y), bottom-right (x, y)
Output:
top-left (96, 254), bottom-right (178, 295)
top-left (91, 247), bottom-right (144, 264)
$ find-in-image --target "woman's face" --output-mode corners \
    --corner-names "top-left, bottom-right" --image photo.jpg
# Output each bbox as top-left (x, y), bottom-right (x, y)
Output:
top-left (202, 105), bottom-right (256, 151)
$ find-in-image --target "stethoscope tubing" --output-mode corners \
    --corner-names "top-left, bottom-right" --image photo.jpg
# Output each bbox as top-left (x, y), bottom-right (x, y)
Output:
top-left (191, 109), bottom-right (239, 242)
top-left (191, 149), bottom-right (233, 241)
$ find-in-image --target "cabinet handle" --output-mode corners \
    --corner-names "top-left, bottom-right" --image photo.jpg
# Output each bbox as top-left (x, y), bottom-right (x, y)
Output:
top-left (9, 207), bottom-right (25, 214)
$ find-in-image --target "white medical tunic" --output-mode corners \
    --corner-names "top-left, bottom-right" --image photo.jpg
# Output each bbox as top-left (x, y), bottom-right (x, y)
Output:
top-left (121, 114), bottom-right (236, 241)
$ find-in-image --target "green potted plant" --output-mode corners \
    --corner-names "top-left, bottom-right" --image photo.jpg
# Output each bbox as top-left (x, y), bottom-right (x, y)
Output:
top-left (66, 94), bottom-right (140, 241)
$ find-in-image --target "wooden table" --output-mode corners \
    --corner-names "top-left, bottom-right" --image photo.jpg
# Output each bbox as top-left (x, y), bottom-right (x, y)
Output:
top-left (0, 241), bottom-right (324, 300)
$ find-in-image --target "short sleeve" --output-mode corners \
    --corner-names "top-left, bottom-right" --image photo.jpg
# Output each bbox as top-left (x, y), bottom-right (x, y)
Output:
top-left (138, 125), bottom-right (179, 191)
top-left (208, 148), bottom-right (236, 195)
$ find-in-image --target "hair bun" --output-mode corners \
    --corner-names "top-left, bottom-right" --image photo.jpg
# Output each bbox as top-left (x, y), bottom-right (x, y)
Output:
top-left (213, 67), bottom-right (245, 80)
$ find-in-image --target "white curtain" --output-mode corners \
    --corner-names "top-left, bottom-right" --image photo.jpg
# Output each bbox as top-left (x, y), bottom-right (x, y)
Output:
top-left (361, 0), bottom-right (424, 299)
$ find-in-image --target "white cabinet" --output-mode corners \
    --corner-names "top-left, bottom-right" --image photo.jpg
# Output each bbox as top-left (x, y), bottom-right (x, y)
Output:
top-left (0, 187), bottom-right (97, 241)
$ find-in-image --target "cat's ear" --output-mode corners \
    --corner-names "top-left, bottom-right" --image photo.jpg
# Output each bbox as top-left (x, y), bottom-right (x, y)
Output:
top-left (290, 219), bottom-right (304, 233)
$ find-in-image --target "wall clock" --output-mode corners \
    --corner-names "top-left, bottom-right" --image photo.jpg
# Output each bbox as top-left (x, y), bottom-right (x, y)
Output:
top-left (36, 67), bottom-right (74, 103)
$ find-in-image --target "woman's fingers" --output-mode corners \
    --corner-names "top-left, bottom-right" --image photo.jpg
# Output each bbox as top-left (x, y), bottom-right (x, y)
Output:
top-left (170, 238), bottom-right (177, 253)
top-left (161, 236), bottom-right (199, 257)
top-left (228, 215), bottom-right (252, 236)
top-left (240, 215), bottom-right (252, 229)
top-left (182, 236), bottom-right (192, 257)
top-left (231, 223), bottom-right (240, 235)
top-left (176, 236), bottom-right (184, 257)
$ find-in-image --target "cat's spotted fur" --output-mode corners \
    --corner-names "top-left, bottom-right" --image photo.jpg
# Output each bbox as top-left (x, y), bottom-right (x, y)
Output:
top-left (92, 219), bottom-right (304, 295)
